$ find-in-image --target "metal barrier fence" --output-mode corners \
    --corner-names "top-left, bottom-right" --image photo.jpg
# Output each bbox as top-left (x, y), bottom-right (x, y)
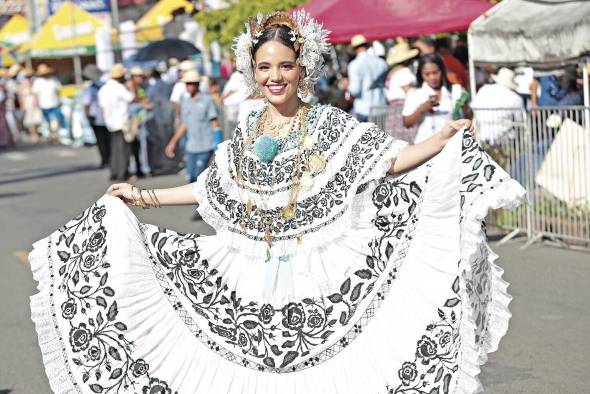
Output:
top-left (369, 104), bottom-right (590, 248)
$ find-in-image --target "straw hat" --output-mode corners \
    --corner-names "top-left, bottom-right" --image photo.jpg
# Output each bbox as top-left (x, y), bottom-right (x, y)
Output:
top-left (386, 39), bottom-right (419, 66)
top-left (491, 67), bottom-right (518, 91)
top-left (8, 64), bottom-right (21, 78)
top-left (350, 34), bottom-right (368, 48)
top-left (36, 63), bottom-right (54, 76)
top-left (181, 70), bottom-right (201, 83)
top-left (110, 63), bottom-right (126, 79)
top-left (179, 60), bottom-right (196, 72)
top-left (130, 66), bottom-right (144, 76)
top-left (169, 57), bottom-right (179, 66)
top-left (82, 64), bottom-right (102, 80)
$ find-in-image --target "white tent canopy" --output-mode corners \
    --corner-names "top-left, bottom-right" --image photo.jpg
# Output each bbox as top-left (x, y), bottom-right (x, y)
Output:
top-left (468, 0), bottom-right (590, 69)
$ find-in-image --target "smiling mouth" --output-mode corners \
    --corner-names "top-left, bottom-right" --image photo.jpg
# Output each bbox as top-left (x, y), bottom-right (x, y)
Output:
top-left (266, 84), bottom-right (287, 95)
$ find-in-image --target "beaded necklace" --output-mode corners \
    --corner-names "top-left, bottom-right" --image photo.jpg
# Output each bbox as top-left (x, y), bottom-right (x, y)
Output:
top-left (236, 104), bottom-right (315, 261)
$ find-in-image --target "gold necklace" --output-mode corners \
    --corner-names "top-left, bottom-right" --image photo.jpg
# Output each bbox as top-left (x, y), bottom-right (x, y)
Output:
top-left (236, 104), bottom-right (311, 261)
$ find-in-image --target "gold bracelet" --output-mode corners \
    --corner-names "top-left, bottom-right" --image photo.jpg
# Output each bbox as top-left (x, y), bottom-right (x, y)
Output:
top-left (148, 189), bottom-right (161, 208)
top-left (139, 188), bottom-right (150, 209)
top-left (145, 189), bottom-right (156, 208)
top-left (131, 186), bottom-right (142, 207)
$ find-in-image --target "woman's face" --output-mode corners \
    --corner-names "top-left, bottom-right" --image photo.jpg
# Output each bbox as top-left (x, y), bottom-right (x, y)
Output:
top-left (254, 40), bottom-right (303, 108)
top-left (421, 62), bottom-right (442, 89)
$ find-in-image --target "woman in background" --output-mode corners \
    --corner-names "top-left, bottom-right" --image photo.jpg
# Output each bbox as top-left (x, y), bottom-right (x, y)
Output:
top-left (403, 53), bottom-right (472, 144)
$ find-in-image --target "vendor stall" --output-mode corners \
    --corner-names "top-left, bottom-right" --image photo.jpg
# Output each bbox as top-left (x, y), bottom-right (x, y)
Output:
top-left (135, 0), bottom-right (193, 42)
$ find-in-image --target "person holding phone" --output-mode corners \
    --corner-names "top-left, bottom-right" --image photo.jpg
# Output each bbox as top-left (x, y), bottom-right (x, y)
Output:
top-left (402, 53), bottom-right (472, 144)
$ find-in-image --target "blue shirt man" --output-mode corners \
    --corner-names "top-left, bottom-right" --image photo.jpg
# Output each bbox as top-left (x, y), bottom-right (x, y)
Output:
top-left (347, 35), bottom-right (388, 121)
top-left (165, 70), bottom-right (220, 183)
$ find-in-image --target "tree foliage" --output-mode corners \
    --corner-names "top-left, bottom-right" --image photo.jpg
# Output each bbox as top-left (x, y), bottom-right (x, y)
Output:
top-left (196, 0), bottom-right (308, 51)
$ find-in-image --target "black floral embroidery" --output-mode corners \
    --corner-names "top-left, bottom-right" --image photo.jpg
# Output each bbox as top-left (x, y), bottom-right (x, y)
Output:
top-left (385, 132), bottom-right (509, 393)
top-left (144, 164), bottom-right (426, 373)
top-left (458, 132), bottom-right (508, 351)
top-left (386, 277), bottom-right (462, 394)
top-left (205, 120), bottom-right (393, 243)
top-left (142, 377), bottom-right (172, 394)
top-left (228, 105), bottom-right (347, 191)
top-left (398, 362), bottom-right (418, 386)
top-left (51, 203), bottom-right (177, 393)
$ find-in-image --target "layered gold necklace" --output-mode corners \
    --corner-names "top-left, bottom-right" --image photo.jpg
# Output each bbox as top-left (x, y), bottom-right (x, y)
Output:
top-left (235, 103), bottom-right (325, 261)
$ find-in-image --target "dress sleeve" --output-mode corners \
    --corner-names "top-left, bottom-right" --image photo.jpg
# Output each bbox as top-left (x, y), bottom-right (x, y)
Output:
top-left (355, 125), bottom-right (409, 188)
top-left (401, 89), bottom-right (420, 116)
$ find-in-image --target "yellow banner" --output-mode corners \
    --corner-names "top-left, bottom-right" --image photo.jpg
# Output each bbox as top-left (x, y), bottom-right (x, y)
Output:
top-left (22, 2), bottom-right (109, 57)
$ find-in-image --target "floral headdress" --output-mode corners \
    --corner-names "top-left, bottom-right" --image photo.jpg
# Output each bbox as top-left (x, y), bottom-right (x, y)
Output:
top-left (232, 10), bottom-right (331, 96)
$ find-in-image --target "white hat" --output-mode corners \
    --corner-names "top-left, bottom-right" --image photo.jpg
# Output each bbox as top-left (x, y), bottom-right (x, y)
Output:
top-left (181, 70), bottom-right (201, 83)
top-left (130, 66), bottom-right (144, 76)
top-left (179, 60), bottom-right (196, 72)
top-left (350, 34), bottom-right (368, 48)
top-left (369, 41), bottom-right (385, 57)
top-left (491, 68), bottom-right (518, 91)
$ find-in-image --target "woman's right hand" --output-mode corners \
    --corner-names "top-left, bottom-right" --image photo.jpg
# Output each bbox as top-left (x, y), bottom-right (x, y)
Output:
top-left (106, 183), bottom-right (137, 206)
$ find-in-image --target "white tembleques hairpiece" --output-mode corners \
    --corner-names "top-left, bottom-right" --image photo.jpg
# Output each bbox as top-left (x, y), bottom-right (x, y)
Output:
top-left (232, 10), bottom-right (331, 96)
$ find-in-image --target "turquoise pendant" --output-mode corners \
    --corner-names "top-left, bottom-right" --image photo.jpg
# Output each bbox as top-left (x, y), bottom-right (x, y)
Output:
top-left (252, 135), bottom-right (279, 162)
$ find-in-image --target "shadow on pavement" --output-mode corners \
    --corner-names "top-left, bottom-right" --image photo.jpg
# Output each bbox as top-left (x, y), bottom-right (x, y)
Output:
top-left (0, 165), bottom-right (102, 186)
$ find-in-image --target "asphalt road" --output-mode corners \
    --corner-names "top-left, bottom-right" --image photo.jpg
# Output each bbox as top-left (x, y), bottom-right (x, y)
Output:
top-left (0, 144), bottom-right (588, 393)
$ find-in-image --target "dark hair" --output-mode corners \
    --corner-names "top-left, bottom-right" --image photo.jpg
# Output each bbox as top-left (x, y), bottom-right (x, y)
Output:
top-left (251, 26), bottom-right (299, 60)
top-left (435, 37), bottom-right (451, 51)
top-left (416, 37), bottom-right (435, 49)
top-left (416, 53), bottom-right (449, 89)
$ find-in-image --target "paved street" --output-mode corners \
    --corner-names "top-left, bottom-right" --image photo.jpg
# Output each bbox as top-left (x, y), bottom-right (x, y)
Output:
top-left (0, 144), bottom-right (588, 393)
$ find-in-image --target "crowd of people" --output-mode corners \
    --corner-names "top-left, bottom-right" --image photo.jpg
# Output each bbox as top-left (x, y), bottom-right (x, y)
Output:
top-left (0, 32), bottom-right (585, 189)
top-left (0, 63), bottom-right (67, 148)
top-left (334, 34), bottom-right (584, 146)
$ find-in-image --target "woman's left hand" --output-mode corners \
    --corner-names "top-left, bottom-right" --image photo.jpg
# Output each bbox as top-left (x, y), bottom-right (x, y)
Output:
top-left (437, 119), bottom-right (475, 148)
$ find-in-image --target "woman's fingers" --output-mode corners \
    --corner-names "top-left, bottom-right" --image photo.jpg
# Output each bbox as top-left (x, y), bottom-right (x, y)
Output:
top-left (450, 119), bottom-right (475, 135)
top-left (106, 183), bottom-right (122, 194)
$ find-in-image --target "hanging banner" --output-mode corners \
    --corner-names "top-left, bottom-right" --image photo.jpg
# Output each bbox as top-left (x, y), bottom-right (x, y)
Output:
top-left (48, 0), bottom-right (111, 15)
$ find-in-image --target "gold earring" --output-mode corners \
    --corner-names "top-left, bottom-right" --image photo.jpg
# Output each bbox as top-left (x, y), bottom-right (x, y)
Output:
top-left (297, 79), bottom-right (310, 97)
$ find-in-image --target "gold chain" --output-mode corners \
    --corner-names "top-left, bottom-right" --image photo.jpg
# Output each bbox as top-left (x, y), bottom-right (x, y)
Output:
top-left (235, 103), bottom-right (310, 261)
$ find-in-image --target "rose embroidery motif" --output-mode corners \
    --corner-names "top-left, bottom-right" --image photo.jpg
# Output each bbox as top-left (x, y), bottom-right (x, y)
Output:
top-left (88, 345), bottom-right (101, 361)
top-left (81, 253), bottom-right (98, 270)
top-left (142, 377), bottom-right (172, 394)
top-left (281, 303), bottom-right (306, 330)
top-left (307, 310), bottom-right (324, 329)
top-left (91, 205), bottom-right (106, 223)
top-left (69, 323), bottom-right (92, 352)
top-left (398, 361), bottom-right (418, 386)
top-left (259, 304), bottom-right (275, 324)
top-left (416, 335), bottom-right (438, 364)
top-left (87, 227), bottom-right (106, 252)
top-left (61, 298), bottom-right (77, 319)
top-left (131, 359), bottom-right (150, 377)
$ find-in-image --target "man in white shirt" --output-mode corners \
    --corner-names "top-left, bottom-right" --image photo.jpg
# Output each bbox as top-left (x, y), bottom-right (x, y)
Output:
top-left (32, 64), bottom-right (65, 143)
top-left (170, 60), bottom-right (196, 123)
top-left (347, 35), bottom-right (388, 122)
top-left (221, 70), bottom-right (248, 136)
top-left (98, 64), bottom-right (135, 181)
top-left (472, 68), bottom-right (524, 144)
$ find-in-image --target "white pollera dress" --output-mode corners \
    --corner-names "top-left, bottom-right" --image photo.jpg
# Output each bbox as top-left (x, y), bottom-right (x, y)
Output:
top-left (30, 105), bottom-right (525, 394)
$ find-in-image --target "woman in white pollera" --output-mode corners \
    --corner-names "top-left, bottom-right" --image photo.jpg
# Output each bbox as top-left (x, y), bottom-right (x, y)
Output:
top-left (29, 11), bottom-right (525, 394)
